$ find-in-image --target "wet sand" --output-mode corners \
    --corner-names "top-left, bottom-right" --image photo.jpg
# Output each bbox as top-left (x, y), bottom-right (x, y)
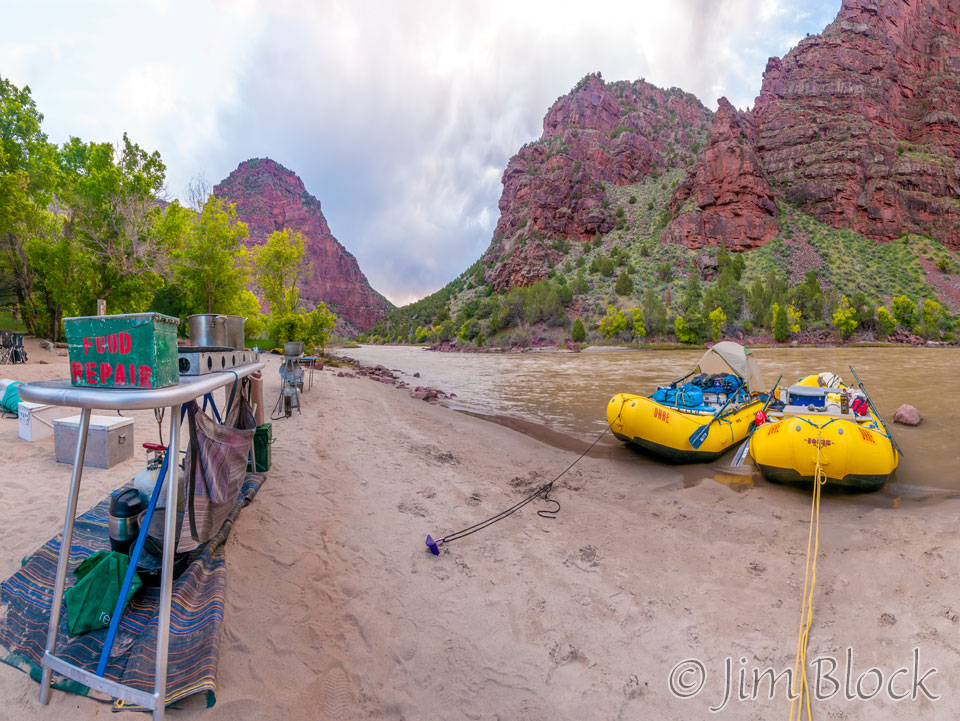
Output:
top-left (1, 340), bottom-right (959, 719)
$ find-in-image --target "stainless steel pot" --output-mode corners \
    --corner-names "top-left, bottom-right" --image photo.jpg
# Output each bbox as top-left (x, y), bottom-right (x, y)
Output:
top-left (223, 315), bottom-right (246, 350)
top-left (187, 314), bottom-right (227, 348)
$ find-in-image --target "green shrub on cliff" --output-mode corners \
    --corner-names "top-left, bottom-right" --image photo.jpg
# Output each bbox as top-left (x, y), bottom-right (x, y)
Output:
top-left (708, 307), bottom-right (726, 341)
top-left (571, 318), bottom-right (586, 342)
top-left (832, 296), bottom-right (858, 341)
top-left (598, 305), bottom-right (627, 339)
top-left (877, 306), bottom-right (895, 339)
top-left (892, 295), bottom-right (916, 328)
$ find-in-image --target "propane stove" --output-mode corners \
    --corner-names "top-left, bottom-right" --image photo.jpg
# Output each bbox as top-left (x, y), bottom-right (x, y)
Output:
top-left (177, 346), bottom-right (255, 376)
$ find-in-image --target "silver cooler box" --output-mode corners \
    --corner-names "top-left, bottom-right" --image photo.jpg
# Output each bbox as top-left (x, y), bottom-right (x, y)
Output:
top-left (54, 414), bottom-right (135, 469)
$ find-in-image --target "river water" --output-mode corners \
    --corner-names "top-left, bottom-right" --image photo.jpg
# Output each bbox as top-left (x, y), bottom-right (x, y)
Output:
top-left (339, 345), bottom-right (959, 501)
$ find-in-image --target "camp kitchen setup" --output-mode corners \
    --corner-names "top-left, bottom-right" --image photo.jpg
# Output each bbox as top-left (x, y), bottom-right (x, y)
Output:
top-left (10, 311), bottom-right (267, 719)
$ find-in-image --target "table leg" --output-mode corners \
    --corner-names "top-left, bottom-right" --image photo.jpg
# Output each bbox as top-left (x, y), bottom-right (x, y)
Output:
top-left (39, 407), bottom-right (91, 704)
top-left (152, 403), bottom-right (180, 721)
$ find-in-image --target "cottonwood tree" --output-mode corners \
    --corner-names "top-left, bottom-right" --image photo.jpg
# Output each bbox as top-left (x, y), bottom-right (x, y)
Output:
top-left (174, 195), bottom-right (251, 314)
top-left (0, 77), bottom-right (60, 334)
top-left (250, 229), bottom-right (336, 346)
top-left (58, 133), bottom-right (184, 312)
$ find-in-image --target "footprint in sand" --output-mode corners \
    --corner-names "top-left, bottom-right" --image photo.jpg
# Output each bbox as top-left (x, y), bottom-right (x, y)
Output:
top-left (314, 665), bottom-right (355, 719)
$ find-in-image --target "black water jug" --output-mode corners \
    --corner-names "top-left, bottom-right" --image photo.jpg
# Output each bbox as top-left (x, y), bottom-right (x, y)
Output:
top-left (108, 488), bottom-right (146, 554)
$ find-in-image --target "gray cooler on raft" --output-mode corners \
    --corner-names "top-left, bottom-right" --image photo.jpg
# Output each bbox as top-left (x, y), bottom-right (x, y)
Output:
top-left (53, 414), bottom-right (135, 469)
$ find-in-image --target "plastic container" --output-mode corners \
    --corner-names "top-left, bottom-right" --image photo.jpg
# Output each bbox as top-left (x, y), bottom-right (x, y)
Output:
top-left (18, 401), bottom-right (58, 442)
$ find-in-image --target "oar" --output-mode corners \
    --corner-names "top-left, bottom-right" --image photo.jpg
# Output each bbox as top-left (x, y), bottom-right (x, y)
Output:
top-left (688, 392), bottom-right (737, 449)
top-left (669, 369), bottom-right (696, 389)
top-left (848, 365), bottom-right (904, 458)
top-left (731, 374), bottom-right (782, 467)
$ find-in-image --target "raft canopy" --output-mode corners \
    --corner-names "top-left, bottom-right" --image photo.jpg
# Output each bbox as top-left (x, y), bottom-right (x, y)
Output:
top-left (695, 341), bottom-right (766, 392)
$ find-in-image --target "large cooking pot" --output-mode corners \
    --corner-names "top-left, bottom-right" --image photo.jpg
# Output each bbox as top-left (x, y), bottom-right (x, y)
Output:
top-left (223, 315), bottom-right (246, 350)
top-left (187, 314), bottom-right (227, 347)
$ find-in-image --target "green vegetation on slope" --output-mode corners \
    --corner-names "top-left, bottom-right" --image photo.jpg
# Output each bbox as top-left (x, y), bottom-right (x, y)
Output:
top-left (367, 175), bottom-right (958, 346)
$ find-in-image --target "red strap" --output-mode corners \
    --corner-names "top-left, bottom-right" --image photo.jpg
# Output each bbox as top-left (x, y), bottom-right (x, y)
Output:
top-left (143, 442), bottom-right (166, 451)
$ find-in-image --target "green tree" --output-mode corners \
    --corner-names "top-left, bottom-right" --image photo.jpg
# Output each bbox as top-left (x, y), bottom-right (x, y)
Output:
top-left (249, 229), bottom-right (307, 316)
top-left (598, 305), bottom-right (627, 339)
top-left (631, 308), bottom-right (646, 340)
top-left (674, 315), bottom-right (699, 344)
top-left (920, 298), bottom-right (944, 339)
top-left (832, 295), bottom-right (858, 341)
top-left (304, 302), bottom-right (336, 353)
top-left (571, 269), bottom-right (589, 294)
top-left (877, 306), bottom-right (895, 339)
top-left (569, 317), bottom-right (587, 343)
top-left (571, 317), bottom-right (586, 342)
top-left (58, 133), bottom-right (176, 311)
top-left (786, 303), bottom-right (802, 333)
top-left (891, 295), bottom-right (916, 328)
top-left (708, 307), bottom-right (726, 341)
top-left (773, 303), bottom-right (789, 342)
top-left (614, 270), bottom-right (634, 295)
top-left (0, 76), bottom-right (61, 335)
top-left (174, 195), bottom-right (250, 314)
top-left (682, 268), bottom-right (702, 313)
top-left (230, 289), bottom-right (266, 338)
top-left (457, 318), bottom-right (480, 343)
top-left (796, 270), bottom-right (824, 322)
top-left (643, 288), bottom-right (668, 336)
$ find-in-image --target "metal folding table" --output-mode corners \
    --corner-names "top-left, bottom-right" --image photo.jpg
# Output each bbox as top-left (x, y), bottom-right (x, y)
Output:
top-left (19, 362), bottom-right (264, 720)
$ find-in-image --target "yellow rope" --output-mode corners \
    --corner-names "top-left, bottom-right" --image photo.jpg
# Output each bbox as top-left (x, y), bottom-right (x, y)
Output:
top-left (788, 427), bottom-right (827, 721)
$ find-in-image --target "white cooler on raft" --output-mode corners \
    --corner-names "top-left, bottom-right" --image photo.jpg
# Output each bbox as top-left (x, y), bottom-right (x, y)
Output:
top-left (18, 401), bottom-right (59, 442)
top-left (53, 414), bottom-right (134, 469)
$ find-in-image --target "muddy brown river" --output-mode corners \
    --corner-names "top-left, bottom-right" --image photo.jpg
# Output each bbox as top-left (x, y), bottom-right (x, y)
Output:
top-left (340, 345), bottom-right (959, 503)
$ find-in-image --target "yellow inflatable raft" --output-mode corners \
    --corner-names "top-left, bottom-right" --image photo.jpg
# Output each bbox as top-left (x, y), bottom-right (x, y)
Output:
top-left (607, 342), bottom-right (769, 463)
top-left (748, 373), bottom-right (899, 490)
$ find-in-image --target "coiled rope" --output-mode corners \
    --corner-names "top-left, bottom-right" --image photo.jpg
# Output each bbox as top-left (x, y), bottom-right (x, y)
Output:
top-left (788, 425), bottom-right (827, 721)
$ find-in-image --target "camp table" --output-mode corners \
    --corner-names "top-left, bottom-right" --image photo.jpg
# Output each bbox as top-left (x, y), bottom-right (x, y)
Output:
top-left (302, 356), bottom-right (317, 391)
top-left (19, 361), bottom-right (264, 720)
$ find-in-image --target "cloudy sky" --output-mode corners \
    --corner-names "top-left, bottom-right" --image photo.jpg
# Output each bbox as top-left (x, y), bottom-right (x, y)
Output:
top-left (2, 0), bottom-right (839, 305)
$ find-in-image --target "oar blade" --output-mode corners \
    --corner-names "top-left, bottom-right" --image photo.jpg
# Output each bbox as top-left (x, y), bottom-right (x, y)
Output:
top-left (731, 439), bottom-right (751, 467)
top-left (688, 423), bottom-right (709, 449)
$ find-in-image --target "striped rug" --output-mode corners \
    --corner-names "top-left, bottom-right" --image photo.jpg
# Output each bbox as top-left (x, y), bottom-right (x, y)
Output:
top-left (0, 473), bottom-right (265, 711)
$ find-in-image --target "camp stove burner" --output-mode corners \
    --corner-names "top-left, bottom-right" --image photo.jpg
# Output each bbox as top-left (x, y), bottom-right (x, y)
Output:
top-left (177, 347), bottom-right (255, 375)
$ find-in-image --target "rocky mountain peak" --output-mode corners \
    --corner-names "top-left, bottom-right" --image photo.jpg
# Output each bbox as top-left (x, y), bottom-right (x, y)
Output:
top-left (214, 158), bottom-right (392, 332)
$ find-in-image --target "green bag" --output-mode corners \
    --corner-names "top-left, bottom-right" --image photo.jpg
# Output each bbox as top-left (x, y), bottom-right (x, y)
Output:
top-left (63, 551), bottom-right (142, 636)
top-left (1, 381), bottom-right (22, 415)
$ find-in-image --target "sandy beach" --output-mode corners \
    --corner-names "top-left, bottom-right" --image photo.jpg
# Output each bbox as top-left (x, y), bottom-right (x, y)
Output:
top-left (0, 340), bottom-right (958, 720)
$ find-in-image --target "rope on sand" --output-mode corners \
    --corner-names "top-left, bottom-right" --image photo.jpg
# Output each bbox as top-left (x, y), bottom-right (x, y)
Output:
top-left (425, 426), bottom-right (609, 555)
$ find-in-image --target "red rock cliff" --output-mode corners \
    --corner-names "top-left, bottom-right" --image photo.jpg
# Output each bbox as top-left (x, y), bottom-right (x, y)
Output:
top-left (663, 97), bottom-right (779, 250)
top-left (484, 73), bottom-right (713, 290)
top-left (751, 0), bottom-right (960, 247)
top-left (214, 158), bottom-right (392, 332)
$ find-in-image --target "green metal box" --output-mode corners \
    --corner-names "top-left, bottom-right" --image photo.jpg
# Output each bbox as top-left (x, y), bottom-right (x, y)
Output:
top-left (64, 312), bottom-right (181, 389)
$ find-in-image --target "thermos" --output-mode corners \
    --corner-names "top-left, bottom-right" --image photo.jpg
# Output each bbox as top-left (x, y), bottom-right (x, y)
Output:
top-left (108, 488), bottom-right (147, 554)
